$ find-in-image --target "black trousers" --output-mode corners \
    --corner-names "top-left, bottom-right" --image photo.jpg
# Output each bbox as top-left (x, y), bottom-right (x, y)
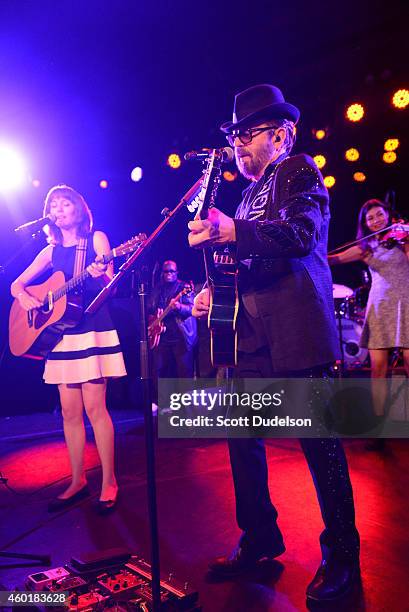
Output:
top-left (228, 346), bottom-right (360, 562)
top-left (153, 340), bottom-right (195, 378)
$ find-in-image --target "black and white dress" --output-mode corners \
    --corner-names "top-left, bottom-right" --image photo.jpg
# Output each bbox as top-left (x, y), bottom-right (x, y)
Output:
top-left (43, 237), bottom-right (127, 384)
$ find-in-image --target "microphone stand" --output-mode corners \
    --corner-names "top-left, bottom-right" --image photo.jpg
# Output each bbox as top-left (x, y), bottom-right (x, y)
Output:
top-left (85, 174), bottom-right (203, 611)
top-left (0, 230), bottom-right (52, 569)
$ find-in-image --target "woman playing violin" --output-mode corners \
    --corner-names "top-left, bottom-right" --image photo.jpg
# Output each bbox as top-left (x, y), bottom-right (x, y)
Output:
top-left (329, 199), bottom-right (409, 434)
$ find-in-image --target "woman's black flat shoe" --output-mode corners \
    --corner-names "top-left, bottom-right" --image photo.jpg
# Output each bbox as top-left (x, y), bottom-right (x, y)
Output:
top-left (47, 485), bottom-right (90, 513)
top-left (94, 493), bottom-right (118, 515)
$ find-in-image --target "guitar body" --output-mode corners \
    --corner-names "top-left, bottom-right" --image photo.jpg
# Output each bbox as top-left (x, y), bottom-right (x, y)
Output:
top-left (193, 148), bottom-right (239, 368)
top-left (148, 315), bottom-right (162, 349)
top-left (9, 271), bottom-right (83, 358)
top-left (205, 251), bottom-right (238, 367)
top-left (9, 233), bottom-right (146, 359)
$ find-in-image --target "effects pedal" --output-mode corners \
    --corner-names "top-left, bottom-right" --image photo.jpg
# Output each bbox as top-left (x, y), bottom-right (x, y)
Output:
top-left (65, 590), bottom-right (108, 611)
top-left (26, 567), bottom-right (70, 591)
top-left (45, 574), bottom-right (88, 593)
top-left (97, 568), bottom-right (144, 596)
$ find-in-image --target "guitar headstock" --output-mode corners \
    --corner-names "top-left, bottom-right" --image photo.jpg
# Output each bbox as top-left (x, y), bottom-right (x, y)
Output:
top-left (187, 149), bottom-right (224, 218)
top-left (114, 233), bottom-right (147, 257)
top-left (181, 280), bottom-right (194, 295)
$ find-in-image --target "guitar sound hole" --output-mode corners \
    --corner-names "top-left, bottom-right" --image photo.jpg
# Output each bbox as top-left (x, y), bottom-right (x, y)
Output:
top-left (34, 309), bottom-right (53, 330)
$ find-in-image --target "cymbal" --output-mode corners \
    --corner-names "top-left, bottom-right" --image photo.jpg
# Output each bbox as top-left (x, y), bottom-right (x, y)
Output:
top-left (333, 283), bottom-right (353, 298)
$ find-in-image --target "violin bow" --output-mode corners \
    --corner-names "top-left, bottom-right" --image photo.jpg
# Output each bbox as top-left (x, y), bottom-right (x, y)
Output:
top-left (328, 223), bottom-right (409, 255)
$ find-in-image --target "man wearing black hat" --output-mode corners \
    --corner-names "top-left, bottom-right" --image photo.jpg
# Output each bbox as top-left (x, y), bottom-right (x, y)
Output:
top-left (188, 84), bottom-right (360, 602)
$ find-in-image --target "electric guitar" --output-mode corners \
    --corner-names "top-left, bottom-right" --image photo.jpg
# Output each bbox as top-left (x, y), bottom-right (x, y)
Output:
top-left (148, 282), bottom-right (194, 349)
top-left (190, 149), bottom-right (239, 367)
top-left (9, 234), bottom-right (146, 358)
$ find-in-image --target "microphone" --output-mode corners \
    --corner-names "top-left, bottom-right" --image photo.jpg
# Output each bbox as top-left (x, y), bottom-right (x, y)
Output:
top-left (14, 214), bottom-right (56, 234)
top-left (184, 147), bottom-right (234, 163)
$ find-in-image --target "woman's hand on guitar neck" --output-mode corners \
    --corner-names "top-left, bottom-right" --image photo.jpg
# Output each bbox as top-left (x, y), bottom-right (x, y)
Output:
top-left (188, 208), bottom-right (236, 248)
top-left (17, 290), bottom-right (42, 311)
top-left (192, 289), bottom-right (210, 318)
top-left (87, 260), bottom-right (109, 278)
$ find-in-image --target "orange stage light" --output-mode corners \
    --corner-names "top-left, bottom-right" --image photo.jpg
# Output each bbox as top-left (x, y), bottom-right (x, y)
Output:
top-left (345, 148), bottom-right (360, 162)
top-left (99, 180), bottom-right (108, 189)
top-left (314, 129), bottom-right (326, 140)
top-left (167, 153), bottom-right (181, 169)
top-left (324, 175), bottom-right (336, 188)
top-left (353, 172), bottom-right (366, 182)
top-left (223, 170), bottom-right (237, 182)
top-left (392, 89), bottom-right (409, 109)
top-left (382, 151), bottom-right (397, 164)
top-left (346, 103), bottom-right (365, 122)
top-left (313, 155), bottom-right (326, 169)
top-left (384, 138), bottom-right (399, 152)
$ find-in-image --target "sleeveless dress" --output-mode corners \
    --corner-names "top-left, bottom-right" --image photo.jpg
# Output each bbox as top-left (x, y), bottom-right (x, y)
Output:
top-left (360, 243), bottom-right (409, 349)
top-left (43, 236), bottom-right (127, 384)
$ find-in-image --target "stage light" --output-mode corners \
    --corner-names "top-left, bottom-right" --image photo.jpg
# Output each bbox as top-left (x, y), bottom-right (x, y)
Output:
top-left (131, 166), bottom-right (143, 182)
top-left (0, 145), bottom-right (27, 192)
top-left (392, 89), bottom-right (409, 109)
top-left (313, 155), bottom-right (326, 169)
top-left (353, 172), bottom-right (366, 182)
top-left (345, 148), bottom-right (360, 162)
top-left (384, 138), bottom-right (399, 151)
top-left (99, 180), bottom-right (108, 189)
top-left (324, 175), bottom-right (336, 188)
top-left (314, 129), bottom-right (326, 140)
top-left (382, 151), bottom-right (397, 164)
top-left (346, 103), bottom-right (365, 122)
top-left (223, 170), bottom-right (237, 182)
top-left (167, 153), bottom-right (181, 169)
top-left (32, 179), bottom-right (41, 188)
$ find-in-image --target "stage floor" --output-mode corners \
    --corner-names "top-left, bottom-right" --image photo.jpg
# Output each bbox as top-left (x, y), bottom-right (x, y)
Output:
top-left (1, 409), bottom-right (408, 611)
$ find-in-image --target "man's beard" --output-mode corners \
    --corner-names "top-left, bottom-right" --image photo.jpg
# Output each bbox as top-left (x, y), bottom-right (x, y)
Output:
top-left (236, 147), bottom-right (274, 180)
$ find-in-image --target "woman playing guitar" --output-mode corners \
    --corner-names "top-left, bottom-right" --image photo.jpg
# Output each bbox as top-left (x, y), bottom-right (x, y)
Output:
top-left (10, 185), bottom-right (126, 513)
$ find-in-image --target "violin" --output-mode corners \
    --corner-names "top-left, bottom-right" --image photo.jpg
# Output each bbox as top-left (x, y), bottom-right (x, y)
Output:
top-left (378, 223), bottom-right (409, 249)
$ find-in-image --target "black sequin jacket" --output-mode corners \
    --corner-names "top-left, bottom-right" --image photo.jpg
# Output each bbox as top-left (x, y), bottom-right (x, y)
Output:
top-left (233, 153), bottom-right (340, 371)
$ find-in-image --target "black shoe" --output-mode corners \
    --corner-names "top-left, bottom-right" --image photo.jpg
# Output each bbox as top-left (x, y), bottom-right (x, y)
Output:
top-left (306, 558), bottom-right (360, 601)
top-left (47, 485), bottom-right (90, 513)
top-left (94, 492), bottom-right (118, 515)
top-left (208, 542), bottom-right (286, 577)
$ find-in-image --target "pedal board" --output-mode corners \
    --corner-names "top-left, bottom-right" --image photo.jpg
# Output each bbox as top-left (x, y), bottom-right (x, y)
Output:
top-left (24, 552), bottom-right (200, 611)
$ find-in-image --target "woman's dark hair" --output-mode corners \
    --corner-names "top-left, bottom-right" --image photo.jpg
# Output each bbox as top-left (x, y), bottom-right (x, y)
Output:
top-left (42, 185), bottom-right (93, 244)
top-left (356, 198), bottom-right (391, 241)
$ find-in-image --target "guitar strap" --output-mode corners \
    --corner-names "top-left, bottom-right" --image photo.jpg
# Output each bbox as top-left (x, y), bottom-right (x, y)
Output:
top-left (73, 237), bottom-right (88, 278)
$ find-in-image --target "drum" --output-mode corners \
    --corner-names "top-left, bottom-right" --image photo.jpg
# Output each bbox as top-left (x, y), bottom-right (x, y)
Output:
top-left (332, 284), bottom-right (354, 299)
top-left (335, 317), bottom-right (368, 367)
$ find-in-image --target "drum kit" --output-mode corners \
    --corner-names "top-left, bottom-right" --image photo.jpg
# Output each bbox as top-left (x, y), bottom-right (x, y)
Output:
top-left (333, 283), bottom-right (369, 368)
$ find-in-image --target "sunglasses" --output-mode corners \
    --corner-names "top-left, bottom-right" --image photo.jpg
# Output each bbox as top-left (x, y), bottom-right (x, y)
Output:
top-left (226, 126), bottom-right (275, 147)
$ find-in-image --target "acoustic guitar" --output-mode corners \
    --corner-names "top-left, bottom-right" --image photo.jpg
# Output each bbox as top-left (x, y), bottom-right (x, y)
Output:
top-left (148, 282), bottom-right (194, 349)
top-left (9, 234), bottom-right (146, 358)
top-left (189, 149), bottom-right (239, 367)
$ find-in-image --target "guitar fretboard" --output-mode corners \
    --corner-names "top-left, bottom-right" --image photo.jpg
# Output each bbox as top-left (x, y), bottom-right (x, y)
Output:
top-left (44, 252), bottom-right (112, 305)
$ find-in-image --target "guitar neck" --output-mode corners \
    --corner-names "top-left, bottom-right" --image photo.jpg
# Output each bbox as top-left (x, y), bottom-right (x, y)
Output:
top-left (157, 289), bottom-right (185, 323)
top-left (150, 286), bottom-right (191, 328)
top-left (50, 251), bottom-right (114, 304)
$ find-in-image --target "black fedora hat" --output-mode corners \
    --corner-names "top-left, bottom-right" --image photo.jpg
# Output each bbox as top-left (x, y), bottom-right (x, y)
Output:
top-left (220, 84), bottom-right (300, 133)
